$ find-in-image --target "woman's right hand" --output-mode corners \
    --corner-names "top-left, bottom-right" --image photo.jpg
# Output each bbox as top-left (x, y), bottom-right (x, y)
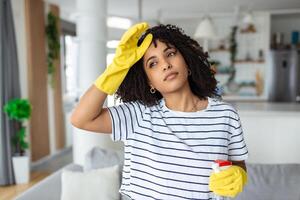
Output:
top-left (94, 22), bottom-right (153, 94)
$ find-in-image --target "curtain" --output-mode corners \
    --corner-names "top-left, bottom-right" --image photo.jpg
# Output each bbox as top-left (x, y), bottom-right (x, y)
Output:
top-left (0, 0), bottom-right (21, 185)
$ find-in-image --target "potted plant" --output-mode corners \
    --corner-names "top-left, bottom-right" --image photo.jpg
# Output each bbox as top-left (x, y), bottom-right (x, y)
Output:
top-left (3, 98), bottom-right (31, 184)
top-left (226, 25), bottom-right (240, 93)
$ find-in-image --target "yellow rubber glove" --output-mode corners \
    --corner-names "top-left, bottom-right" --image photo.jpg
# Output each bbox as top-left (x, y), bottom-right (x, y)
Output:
top-left (94, 22), bottom-right (153, 94)
top-left (209, 165), bottom-right (248, 198)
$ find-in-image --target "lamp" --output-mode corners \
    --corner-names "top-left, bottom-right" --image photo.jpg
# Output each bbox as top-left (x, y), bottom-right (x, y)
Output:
top-left (240, 11), bottom-right (256, 33)
top-left (194, 16), bottom-right (217, 52)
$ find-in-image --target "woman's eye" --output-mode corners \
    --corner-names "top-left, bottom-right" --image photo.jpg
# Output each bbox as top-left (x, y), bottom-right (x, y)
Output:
top-left (149, 62), bottom-right (157, 68)
top-left (167, 51), bottom-right (176, 57)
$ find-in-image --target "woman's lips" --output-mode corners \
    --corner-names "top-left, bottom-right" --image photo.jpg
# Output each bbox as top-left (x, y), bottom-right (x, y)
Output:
top-left (164, 72), bottom-right (178, 81)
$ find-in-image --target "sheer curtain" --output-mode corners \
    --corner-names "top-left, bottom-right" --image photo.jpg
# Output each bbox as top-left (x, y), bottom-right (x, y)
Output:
top-left (0, 0), bottom-right (21, 185)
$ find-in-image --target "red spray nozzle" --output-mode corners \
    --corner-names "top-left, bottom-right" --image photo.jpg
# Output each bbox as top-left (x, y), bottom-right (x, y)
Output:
top-left (214, 160), bottom-right (232, 167)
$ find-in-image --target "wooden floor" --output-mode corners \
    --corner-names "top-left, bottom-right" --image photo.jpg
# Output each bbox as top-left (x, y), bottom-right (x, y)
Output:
top-left (0, 171), bottom-right (50, 200)
top-left (0, 147), bottom-right (72, 200)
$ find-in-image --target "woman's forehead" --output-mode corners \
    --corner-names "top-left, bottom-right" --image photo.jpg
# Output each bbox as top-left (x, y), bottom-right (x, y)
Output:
top-left (146, 40), bottom-right (175, 54)
top-left (151, 39), bottom-right (174, 48)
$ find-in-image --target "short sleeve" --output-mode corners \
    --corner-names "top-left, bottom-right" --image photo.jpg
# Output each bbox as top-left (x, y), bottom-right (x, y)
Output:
top-left (228, 110), bottom-right (249, 161)
top-left (107, 101), bottom-right (142, 142)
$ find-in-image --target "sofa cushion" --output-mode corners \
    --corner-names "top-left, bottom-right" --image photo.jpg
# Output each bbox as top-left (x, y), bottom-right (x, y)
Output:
top-left (15, 163), bottom-right (82, 200)
top-left (61, 165), bottom-right (120, 200)
top-left (84, 147), bottom-right (124, 172)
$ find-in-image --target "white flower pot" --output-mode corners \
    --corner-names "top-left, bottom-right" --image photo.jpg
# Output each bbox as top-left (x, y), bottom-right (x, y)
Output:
top-left (12, 156), bottom-right (30, 184)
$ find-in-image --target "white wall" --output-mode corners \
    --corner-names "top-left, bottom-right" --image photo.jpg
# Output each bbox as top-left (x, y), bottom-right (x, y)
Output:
top-left (11, 0), bottom-right (28, 99)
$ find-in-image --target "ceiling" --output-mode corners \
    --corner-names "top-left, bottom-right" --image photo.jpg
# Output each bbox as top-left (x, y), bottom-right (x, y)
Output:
top-left (46, 0), bottom-right (300, 21)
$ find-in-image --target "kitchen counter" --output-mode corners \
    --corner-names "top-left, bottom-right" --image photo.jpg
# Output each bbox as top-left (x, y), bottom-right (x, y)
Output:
top-left (225, 101), bottom-right (300, 164)
top-left (228, 101), bottom-right (300, 113)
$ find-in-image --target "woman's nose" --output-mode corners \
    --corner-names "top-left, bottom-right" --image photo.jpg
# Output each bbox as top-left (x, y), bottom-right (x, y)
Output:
top-left (163, 64), bottom-right (172, 71)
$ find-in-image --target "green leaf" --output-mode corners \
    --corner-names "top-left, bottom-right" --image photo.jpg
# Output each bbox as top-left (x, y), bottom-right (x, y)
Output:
top-left (3, 99), bottom-right (31, 154)
top-left (45, 11), bottom-right (60, 87)
top-left (3, 99), bottom-right (31, 121)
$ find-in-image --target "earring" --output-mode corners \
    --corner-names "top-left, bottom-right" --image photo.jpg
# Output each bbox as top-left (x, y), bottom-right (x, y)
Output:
top-left (188, 69), bottom-right (192, 76)
top-left (150, 86), bottom-right (156, 94)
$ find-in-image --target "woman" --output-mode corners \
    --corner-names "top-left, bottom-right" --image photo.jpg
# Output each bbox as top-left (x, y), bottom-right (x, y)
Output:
top-left (71, 22), bottom-right (248, 200)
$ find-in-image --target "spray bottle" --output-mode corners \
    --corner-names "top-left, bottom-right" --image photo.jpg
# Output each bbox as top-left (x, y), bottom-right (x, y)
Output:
top-left (211, 160), bottom-right (232, 200)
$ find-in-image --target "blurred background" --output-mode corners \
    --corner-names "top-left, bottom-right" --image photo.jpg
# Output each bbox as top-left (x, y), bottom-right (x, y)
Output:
top-left (0, 0), bottom-right (300, 199)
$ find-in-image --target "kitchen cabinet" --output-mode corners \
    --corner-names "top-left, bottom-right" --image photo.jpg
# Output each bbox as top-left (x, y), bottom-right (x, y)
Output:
top-left (270, 12), bottom-right (300, 49)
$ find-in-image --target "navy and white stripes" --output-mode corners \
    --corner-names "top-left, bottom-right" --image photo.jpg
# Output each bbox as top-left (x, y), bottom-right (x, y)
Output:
top-left (107, 97), bottom-right (248, 200)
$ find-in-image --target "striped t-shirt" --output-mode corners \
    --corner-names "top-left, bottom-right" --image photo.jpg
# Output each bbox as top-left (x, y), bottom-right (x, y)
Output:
top-left (107, 97), bottom-right (248, 200)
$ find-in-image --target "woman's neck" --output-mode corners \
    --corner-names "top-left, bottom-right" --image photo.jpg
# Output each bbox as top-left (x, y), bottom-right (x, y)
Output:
top-left (163, 90), bottom-right (208, 112)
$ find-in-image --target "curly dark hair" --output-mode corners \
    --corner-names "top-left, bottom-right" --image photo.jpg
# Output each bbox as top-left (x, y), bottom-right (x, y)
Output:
top-left (115, 24), bottom-right (220, 106)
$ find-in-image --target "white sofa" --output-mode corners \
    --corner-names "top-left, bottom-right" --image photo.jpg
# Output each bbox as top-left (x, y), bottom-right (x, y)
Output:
top-left (15, 147), bottom-right (300, 200)
top-left (15, 147), bottom-right (129, 200)
top-left (15, 163), bottom-right (82, 200)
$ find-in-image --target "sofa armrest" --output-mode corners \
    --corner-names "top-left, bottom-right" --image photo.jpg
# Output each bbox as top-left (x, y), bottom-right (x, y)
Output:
top-left (15, 164), bottom-right (82, 200)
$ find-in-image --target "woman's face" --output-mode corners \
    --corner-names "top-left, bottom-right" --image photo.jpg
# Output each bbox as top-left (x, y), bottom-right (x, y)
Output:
top-left (142, 40), bottom-right (190, 95)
